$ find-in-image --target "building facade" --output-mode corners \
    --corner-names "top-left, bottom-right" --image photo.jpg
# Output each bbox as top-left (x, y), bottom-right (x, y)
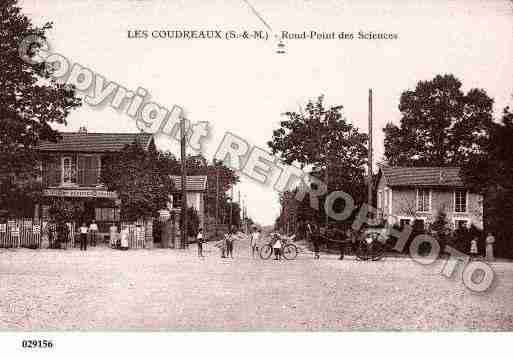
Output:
top-left (169, 175), bottom-right (207, 229)
top-left (35, 131), bottom-right (154, 234)
top-left (376, 166), bottom-right (483, 230)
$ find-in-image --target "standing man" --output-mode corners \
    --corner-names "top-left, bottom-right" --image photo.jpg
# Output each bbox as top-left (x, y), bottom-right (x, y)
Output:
top-left (89, 219), bottom-right (99, 246)
top-left (79, 222), bottom-right (88, 251)
top-left (226, 226), bottom-right (236, 258)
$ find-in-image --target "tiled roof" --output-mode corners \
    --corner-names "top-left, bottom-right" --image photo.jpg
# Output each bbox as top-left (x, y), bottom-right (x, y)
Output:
top-left (36, 132), bottom-right (153, 152)
top-left (170, 175), bottom-right (208, 192)
top-left (380, 166), bottom-right (465, 187)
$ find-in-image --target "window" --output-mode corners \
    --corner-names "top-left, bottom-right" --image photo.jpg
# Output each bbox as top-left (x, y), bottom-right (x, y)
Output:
top-left (77, 155), bottom-right (100, 186)
top-left (455, 190), bottom-right (467, 213)
top-left (417, 188), bottom-right (430, 212)
top-left (62, 156), bottom-right (74, 184)
top-left (399, 218), bottom-right (411, 229)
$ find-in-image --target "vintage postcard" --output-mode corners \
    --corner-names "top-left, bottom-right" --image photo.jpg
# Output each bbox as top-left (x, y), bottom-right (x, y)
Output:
top-left (1, 0), bottom-right (512, 356)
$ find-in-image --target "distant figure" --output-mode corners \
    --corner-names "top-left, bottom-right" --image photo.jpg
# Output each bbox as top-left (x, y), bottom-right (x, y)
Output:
top-left (339, 229), bottom-right (350, 260)
top-left (57, 222), bottom-right (70, 249)
top-left (197, 228), bottom-right (204, 257)
top-left (250, 227), bottom-right (260, 258)
top-left (109, 223), bottom-right (118, 248)
top-left (485, 232), bottom-right (495, 261)
top-left (79, 222), bottom-right (88, 251)
top-left (470, 237), bottom-right (478, 258)
top-left (226, 227), bottom-right (236, 258)
top-left (272, 233), bottom-right (282, 260)
top-left (308, 222), bottom-right (321, 259)
top-left (89, 220), bottom-right (99, 246)
top-left (120, 227), bottom-right (129, 250)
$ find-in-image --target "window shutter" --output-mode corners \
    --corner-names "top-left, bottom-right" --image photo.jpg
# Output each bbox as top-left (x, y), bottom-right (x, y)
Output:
top-left (95, 156), bottom-right (101, 184)
top-left (53, 157), bottom-right (62, 186)
top-left (77, 156), bottom-right (86, 185)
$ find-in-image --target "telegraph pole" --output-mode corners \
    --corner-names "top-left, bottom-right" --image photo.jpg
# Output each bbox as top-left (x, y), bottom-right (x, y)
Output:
top-left (238, 190), bottom-right (241, 230)
top-left (229, 186), bottom-right (233, 230)
top-left (368, 89), bottom-right (373, 209)
top-left (180, 114), bottom-right (187, 249)
top-left (215, 166), bottom-right (219, 237)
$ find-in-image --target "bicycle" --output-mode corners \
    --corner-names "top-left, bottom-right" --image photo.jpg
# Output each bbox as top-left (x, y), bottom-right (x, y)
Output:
top-left (259, 235), bottom-right (298, 260)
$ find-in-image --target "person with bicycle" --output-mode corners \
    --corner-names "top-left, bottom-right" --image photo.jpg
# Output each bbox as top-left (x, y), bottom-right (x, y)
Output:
top-left (272, 233), bottom-right (282, 260)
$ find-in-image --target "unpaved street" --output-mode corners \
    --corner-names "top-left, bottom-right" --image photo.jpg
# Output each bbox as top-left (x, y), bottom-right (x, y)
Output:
top-left (1, 237), bottom-right (513, 330)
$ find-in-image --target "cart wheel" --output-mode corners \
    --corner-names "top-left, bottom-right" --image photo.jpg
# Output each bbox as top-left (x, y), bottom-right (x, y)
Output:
top-left (356, 241), bottom-right (371, 261)
top-left (282, 244), bottom-right (298, 260)
top-left (259, 244), bottom-right (273, 259)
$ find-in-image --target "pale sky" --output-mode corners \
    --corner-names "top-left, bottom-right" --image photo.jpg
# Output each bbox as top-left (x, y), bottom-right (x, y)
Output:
top-left (21, 0), bottom-right (513, 226)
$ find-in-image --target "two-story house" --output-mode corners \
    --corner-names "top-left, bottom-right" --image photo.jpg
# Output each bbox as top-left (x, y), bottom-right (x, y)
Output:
top-left (35, 131), bottom-right (154, 232)
top-left (376, 166), bottom-right (483, 230)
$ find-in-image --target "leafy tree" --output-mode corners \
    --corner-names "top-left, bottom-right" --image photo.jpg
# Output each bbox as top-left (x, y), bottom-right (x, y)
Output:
top-left (462, 106), bottom-right (513, 257)
top-left (101, 141), bottom-right (174, 221)
top-left (0, 1), bottom-right (81, 214)
top-left (268, 96), bottom-right (368, 226)
top-left (384, 74), bottom-right (494, 166)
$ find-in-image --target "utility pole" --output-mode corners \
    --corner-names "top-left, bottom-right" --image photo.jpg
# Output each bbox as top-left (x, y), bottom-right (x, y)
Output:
top-left (238, 190), bottom-right (241, 230)
top-left (180, 114), bottom-right (187, 249)
top-left (215, 166), bottom-right (219, 237)
top-left (368, 89), bottom-right (373, 210)
top-left (229, 186), bottom-right (233, 230)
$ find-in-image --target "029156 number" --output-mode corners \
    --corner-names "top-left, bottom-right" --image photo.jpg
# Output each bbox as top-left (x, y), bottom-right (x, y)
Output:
top-left (22, 339), bottom-right (54, 349)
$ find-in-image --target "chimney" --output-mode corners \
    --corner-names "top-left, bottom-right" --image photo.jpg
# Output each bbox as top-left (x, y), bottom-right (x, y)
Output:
top-left (78, 126), bottom-right (88, 134)
top-left (439, 170), bottom-right (443, 183)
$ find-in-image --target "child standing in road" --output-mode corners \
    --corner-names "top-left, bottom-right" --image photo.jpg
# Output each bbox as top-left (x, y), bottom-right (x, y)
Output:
top-left (197, 228), bottom-right (204, 257)
top-left (273, 234), bottom-right (282, 260)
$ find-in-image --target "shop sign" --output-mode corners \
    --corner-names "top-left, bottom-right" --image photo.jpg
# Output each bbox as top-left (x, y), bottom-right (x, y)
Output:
top-left (43, 189), bottom-right (118, 199)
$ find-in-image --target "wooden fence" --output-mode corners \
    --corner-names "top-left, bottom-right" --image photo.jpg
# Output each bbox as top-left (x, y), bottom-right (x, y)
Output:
top-left (0, 218), bottom-right (152, 250)
top-left (0, 218), bottom-right (76, 249)
top-left (0, 218), bottom-right (42, 248)
top-left (120, 219), bottom-right (153, 249)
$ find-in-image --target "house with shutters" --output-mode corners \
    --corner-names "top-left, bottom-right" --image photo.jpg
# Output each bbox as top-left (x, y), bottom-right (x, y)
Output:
top-left (375, 166), bottom-right (483, 231)
top-left (35, 131), bottom-right (155, 231)
top-left (169, 175), bottom-right (207, 229)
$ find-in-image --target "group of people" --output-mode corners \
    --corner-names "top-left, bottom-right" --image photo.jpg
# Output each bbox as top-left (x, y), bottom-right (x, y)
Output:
top-left (250, 228), bottom-right (283, 260)
top-left (78, 220), bottom-right (99, 251)
top-left (469, 232), bottom-right (496, 260)
top-left (196, 226), bottom-right (238, 258)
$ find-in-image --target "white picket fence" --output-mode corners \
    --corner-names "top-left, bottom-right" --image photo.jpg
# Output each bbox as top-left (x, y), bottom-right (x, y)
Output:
top-left (0, 218), bottom-right (153, 249)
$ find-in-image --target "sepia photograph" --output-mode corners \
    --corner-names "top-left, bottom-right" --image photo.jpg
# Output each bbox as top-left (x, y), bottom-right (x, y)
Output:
top-left (1, 0), bottom-right (513, 356)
